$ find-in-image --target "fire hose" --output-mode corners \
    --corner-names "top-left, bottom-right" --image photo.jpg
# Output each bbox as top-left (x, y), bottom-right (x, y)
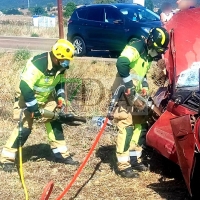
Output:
top-left (18, 108), bottom-right (29, 200)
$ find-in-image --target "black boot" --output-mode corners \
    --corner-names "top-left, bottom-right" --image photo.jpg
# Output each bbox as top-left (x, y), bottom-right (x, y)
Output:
top-left (54, 156), bottom-right (79, 166)
top-left (131, 161), bottom-right (149, 172)
top-left (0, 162), bottom-right (17, 172)
top-left (130, 155), bottom-right (148, 172)
top-left (118, 167), bottom-right (139, 178)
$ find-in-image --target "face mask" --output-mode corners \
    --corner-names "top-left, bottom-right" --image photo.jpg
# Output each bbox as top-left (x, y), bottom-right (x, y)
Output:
top-left (59, 60), bottom-right (70, 68)
top-left (148, 49), bottom-right (159, 58)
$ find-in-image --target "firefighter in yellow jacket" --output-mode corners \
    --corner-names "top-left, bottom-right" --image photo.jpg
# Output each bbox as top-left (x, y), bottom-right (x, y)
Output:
top-left (113, 27), bottom-right (169, 178)
top-left (0, 39), bottom-right (79, 172)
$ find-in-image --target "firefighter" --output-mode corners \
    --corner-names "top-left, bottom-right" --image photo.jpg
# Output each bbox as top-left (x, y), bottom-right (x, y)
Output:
top-left (0, 39), bottom-right (79, 172)
top-left (112, 27), bottom-right (169, 178)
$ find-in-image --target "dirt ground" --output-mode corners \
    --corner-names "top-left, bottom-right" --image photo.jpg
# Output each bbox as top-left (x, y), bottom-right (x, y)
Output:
top-left (0, 119), bottom-right (190, 200)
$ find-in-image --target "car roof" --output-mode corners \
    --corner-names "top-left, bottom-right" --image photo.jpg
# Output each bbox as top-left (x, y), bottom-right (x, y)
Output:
top-left (77, 3), bottom-right (144, 10)
top-left (113, 3), bottom-right (144, 9)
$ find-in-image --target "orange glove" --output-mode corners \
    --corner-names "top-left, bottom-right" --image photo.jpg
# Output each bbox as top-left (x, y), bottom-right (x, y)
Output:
top-left (57, 97), bottom-right (66, 108)
top-left (140, 87), bottom-right (148, 97)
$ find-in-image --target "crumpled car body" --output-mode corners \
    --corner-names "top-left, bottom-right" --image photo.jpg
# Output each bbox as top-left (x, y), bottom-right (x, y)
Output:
top-left (146, 7), bottom-right (200, 198)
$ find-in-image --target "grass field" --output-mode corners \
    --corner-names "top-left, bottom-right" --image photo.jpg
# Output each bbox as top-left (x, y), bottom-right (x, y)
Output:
top-left (0, 15), bottom-right (63, 38)
top-left (0, 18), bottom-right (191, 200)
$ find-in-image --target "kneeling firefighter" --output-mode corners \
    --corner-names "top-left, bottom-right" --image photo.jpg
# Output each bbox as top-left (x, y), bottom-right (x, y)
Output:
top-left (0, 39), bottom-right (79, 172)
top-left (112, 27), bottom-right (169, 178)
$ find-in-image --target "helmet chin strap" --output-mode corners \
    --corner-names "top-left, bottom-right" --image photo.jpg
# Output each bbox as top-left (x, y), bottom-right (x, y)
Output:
top-left (148, 48), bottom-right (159, 58)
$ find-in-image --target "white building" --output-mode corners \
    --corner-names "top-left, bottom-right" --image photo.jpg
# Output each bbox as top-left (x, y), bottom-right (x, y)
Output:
top-left (32, 15), bottom-right (56, 27)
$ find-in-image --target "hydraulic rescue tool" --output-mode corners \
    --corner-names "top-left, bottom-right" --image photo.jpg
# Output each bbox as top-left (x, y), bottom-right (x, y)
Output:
top-left (39, 108), bottom-right (87, 124)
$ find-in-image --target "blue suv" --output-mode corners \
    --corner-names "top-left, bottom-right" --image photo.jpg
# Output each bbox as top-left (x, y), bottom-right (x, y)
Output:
top-left (67, 3), bottom-right (161, 56)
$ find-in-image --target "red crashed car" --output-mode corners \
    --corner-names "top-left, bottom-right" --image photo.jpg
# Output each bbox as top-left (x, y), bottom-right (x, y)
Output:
top-left (146, 7), bottom-right (200, 199)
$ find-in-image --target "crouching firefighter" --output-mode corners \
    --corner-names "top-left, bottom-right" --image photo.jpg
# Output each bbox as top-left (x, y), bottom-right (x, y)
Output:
top-left (112, 27), bottom-right (169, 178)
top-left (0, 39), bottom-right (79, 172)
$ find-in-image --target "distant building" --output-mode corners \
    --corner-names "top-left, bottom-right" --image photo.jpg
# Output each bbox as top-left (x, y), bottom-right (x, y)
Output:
top-left (33, 15), bottom-right (56, 27)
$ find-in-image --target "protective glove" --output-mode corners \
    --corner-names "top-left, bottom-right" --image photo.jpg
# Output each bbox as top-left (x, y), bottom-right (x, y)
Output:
top-left (140, 87), bottom-right (148, 97)
top-left (31, 109), bottom-right (42, 119)
top-left (125, 87), bottom-right (147, 111)
top-left (141, 77), bottom-right (149, 97)
top-left (57, 97), bottom-right (66, 113)
top-left (125, 87), bottom-right (136, 98)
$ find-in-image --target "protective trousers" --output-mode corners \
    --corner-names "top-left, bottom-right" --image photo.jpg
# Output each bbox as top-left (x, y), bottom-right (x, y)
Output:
top-left (113, 101), bottom-right (148, 171)
top-left (0, 96), bottom-right (70, 164)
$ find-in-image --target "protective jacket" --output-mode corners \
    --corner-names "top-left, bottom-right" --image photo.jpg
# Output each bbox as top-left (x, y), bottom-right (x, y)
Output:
top-left (19, 52), bottom-right (66, 112)
top-left (116, 38), bottom-right (153, 92)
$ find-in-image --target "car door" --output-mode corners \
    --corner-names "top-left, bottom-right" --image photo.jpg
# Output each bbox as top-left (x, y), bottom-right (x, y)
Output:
top-left (84, 7), bottom-right (105, 48)
top-left (101, 7), bottom-right (127, 51)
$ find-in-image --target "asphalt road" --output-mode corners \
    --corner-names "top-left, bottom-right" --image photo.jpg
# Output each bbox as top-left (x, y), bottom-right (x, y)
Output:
top-left (0, 36), bottom-right (117, 61)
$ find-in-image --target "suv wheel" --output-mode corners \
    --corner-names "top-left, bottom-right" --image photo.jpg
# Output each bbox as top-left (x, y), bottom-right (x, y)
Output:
top-left (72, 36), bottom-right (86, 56)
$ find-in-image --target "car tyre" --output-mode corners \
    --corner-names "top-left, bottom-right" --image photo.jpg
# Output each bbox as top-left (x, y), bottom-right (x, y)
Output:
top-left (72, 36), bottom-right (86, 56)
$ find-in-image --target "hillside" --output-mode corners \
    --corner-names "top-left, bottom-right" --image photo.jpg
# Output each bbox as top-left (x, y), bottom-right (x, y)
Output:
top-left (0, 0), bottom-right (199, 11)
top-left (0, 0), bottom-right (91, 10)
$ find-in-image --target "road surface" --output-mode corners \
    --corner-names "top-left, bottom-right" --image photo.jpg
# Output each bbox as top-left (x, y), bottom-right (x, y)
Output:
top-left (0, 36), bottom-right (117, 61)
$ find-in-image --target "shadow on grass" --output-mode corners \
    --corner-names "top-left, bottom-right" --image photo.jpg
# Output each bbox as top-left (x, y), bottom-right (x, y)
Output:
top-left (147, 179), bottom-right (190, 200)
top-left (16, 143), bottom-right (53, 163)
top-left (95, 145), bottom-right (192, 200)
top-left (144, 148), bottom-right (191, 200)
top-left (95, 145), bottom-right (118, 172)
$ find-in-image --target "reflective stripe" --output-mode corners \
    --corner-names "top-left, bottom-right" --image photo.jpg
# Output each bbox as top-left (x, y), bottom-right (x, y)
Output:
top-left (1, 149), bottom-right (16, 159)
top-left (52, 146), bottom-right (68, 154)
top-left (130, 74), bottom-right (143, 81)
top-left (123, 75), bottom-right (132, 83)
top-left (129, 151), bottom-right (142, 157)
top-left (25, 99), bottom-right (37, 107)
top-left (156, 28), bottom-right (165, 45)
top-left (57, 89), bottom-right (65, 96)
top-left (117, 156), bottom-right (129, 162)
top-left (33, 86), bottom-right (55, 93)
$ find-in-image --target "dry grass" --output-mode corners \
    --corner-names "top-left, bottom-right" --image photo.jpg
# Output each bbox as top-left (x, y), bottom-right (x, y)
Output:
top-left (0, 15), bottom-right (63, 38)
top-left (0, 51), bottom-right (190, 200)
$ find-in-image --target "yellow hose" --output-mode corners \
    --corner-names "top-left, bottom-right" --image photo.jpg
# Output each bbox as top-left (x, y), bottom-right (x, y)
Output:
top-left (19, 145), bottom-right (29, 200)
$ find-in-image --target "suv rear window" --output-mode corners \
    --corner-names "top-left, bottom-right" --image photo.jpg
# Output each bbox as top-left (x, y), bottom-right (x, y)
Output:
top-left (77, 7), bottom-right (104, 22)
top-left (77, 8), bottom-right (88, 19)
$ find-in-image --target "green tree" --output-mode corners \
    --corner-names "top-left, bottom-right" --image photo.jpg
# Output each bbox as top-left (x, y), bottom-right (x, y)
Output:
top-left (3, 9), bottom-right (23, 15)
top-left (63, 2), bottom-right (76, 18)
top-left (47, 3), bottom-right (54, 12)
top-left (29, 6), bottom-right (46, 15)
top-left (145, 0), bottom-right (154, 11)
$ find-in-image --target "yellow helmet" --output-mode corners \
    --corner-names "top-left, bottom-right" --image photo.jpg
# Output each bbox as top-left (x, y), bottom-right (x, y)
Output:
top-left (52, 39), bottom-right (75, 60)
